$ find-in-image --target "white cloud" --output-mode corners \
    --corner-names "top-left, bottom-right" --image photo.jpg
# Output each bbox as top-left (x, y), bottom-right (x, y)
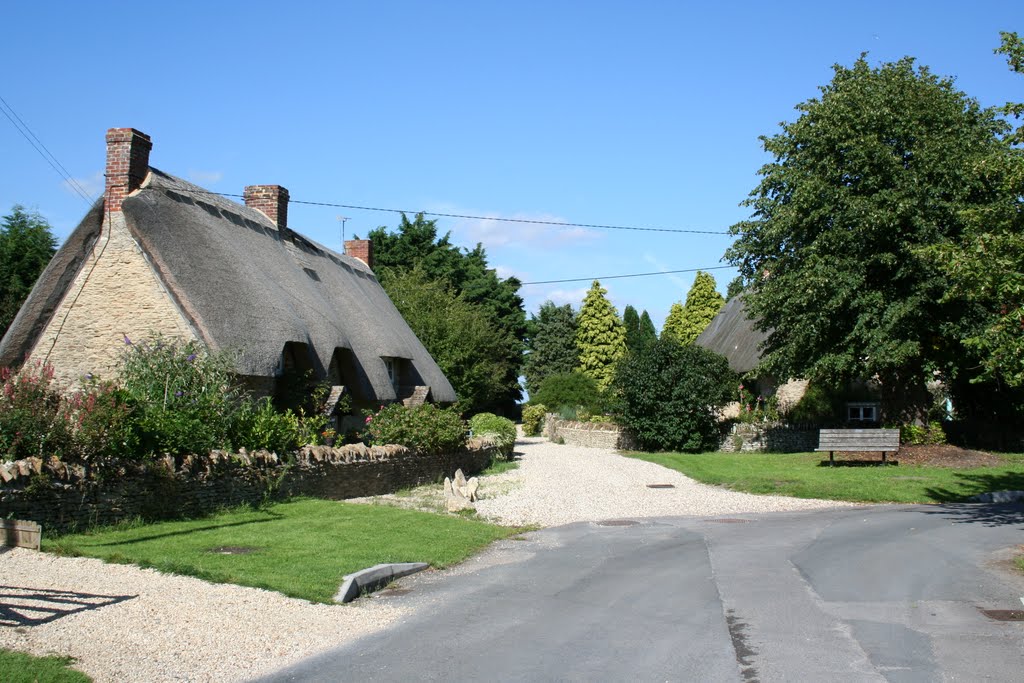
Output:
top-left (543, 287), bottom-right (589, 307)
top-left (643, 252), bottom-right (689, 292)
top-left (493, 264), bottom-right (529, 281)
top-left (187, 169), bottom-right (224, 184)
top-left (62, 171), bottom-right (103, 200)
top-left (426, 203), bottom-right (600, 249)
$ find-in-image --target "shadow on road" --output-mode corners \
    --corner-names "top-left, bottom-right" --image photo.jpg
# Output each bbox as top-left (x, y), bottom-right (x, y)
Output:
top-left (917, 501), bottom-right (1024, 528)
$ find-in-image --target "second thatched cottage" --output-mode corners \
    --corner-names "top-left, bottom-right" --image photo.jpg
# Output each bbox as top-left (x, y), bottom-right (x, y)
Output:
top-left (0, 127), bottom-right (456, 411)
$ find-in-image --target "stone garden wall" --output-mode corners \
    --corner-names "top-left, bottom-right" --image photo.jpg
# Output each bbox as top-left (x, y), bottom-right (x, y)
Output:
top-left (543, 415), bottom-right (639, 451)
top-left (0, 441), bottom-right (497, 535)
top-left (719, 422), bottom-right (818, 453)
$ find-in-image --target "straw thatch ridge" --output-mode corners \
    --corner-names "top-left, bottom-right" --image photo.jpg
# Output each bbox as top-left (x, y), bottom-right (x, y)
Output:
top-left (694, 294), bottom-right (770, 374)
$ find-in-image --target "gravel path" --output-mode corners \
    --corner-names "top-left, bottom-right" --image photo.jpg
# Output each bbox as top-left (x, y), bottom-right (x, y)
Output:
top-left (474, 436), bottom-right (854, 526)
top-left (0, 436), bottom-right (855, 681)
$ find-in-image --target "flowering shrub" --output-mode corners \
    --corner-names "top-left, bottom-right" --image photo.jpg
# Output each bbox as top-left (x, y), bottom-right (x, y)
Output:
top-left (469, 412), bottom-right (516, 459)
top-left (365, 403), bottom-right (466, 455)
top-left (0, 363), bottom-right (137, 464)
top-left (521, 403), bottom-right (547, 436)
top-left (0, 362), bottom-right (71, 460)
top-left (119, 338), bottom-right (242, 455)
top-left (231, 397), bottom-right (302, 454)
top-left (736, 383), bottom-right (780, 423)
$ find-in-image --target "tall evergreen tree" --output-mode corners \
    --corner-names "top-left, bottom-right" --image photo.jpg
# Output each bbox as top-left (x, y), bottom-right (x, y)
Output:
top-left (575, 281), bottom-right (627, 392)
top-left (622, 305), bottom-right (641, 353)
top-left (1, 206), bottom-right (58, 337)
top-left (726, 276), bottom-right (745, 302)
top-left (676, 271), bottom-right (725, 344)
top-left (364, 213), bottom-right (526, 413)
top-left (661, 302), bottom-right (686, 342)
top-left (638, 310), bottom-right (657, 348)
top-left (523, 301), bottom-right (578, 397)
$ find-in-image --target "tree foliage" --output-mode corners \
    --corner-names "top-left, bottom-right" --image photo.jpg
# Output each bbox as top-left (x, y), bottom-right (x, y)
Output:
top-left (927, 32), bottom-right (1024, 388)
top-left (365, 213), bottom-right (526, 413)
top-left (726, 276), bottom-right (744, 302)
top-left (672, 271), bottom-right (724, 344)
top-left (523, 301), bottom-right (578, 397)
top-left (623, 305), bottom-right (641, 352)
top-left (725, 55), bottom-right (1012, 419)
top-left (614, 339), bottom-right (735, 452)
top-left (379, 268), bottom-right (511, 414)
top-left (532, 372), bottom-right (602, 415)
top-left (638, 310), bottom-right (657, 348)
top-left (575, 280), bottom-right (627, 392)
top-left (661, 302), bottom-right (686, 342)
top-left (1, 206), bottom-right (58, 337)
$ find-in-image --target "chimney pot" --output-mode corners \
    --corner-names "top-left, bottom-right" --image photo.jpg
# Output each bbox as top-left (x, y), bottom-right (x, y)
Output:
top-left (243, 185), bottom-right (289, 228)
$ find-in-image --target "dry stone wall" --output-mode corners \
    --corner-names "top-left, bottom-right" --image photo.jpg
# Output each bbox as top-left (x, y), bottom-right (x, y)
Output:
top-left (719, 422), bottom-right (818, 453)
top-left (0, 441), bottom-right (496, 534)
top-left (543, 415), bottom-right (639, 451)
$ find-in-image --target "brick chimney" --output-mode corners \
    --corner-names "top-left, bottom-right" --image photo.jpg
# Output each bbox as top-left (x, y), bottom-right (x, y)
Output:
top-left (243, 185), bottom-right (289, 228)
top-left (105, 128), bottom-right (152, 212)
top-left (345, 239), bottom-right (373, 269)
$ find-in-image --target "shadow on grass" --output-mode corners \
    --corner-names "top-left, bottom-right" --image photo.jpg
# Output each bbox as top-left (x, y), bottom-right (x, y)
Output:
top-left (816, 460), bottom-right (900, 467)
top-left (917, 502), bottom-right (1024, 528)
top-left (80, 510), bottom-right (285, 547)
top-left (924, 471), bottom-right (1024, 503)
top-left (0, 586), bottom-right (137, 627)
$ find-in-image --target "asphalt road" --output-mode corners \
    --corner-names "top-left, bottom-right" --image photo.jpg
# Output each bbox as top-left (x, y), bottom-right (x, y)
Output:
top-left (259, 503), bottom-right (1024, 682)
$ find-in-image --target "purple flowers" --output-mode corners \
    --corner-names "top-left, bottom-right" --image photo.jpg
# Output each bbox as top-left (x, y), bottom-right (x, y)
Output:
top-left (186, 353), bottom-right (197, 362)
top-left (123, 335), bottom-right (133, 346)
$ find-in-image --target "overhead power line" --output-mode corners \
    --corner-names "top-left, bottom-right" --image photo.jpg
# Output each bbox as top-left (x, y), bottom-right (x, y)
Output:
top-left (520, 265), bottom-right (733, 286)
top-left (0, 94), bottom-right (95, 204)
top-left (170, 188), bottom-right (731, 236)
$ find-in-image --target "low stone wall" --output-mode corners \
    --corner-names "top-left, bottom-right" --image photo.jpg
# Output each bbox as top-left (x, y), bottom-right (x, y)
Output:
top-left (543, 415), bottom-right (638, 451)
top-left (0, 441), bottom-right (496, 535)
top-left (719, 422), bottom-right (818, 453)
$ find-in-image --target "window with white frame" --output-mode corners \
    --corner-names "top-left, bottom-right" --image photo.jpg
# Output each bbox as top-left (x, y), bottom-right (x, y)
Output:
top-left (846, 402), bottom-right (879, 423)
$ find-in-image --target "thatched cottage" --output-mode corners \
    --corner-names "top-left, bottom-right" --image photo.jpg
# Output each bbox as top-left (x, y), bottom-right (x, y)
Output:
top-left (0, 127), bottom-right (456, 408)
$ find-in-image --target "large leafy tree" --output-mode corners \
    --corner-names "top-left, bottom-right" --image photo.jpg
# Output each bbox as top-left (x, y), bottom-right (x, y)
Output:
top-left (379, 268), bottom-right (511, 414)
top-left (623, 305), bottom-right (641, 353)
top-left (929, 32), bottom-right (1024, 389)
top-left (725, 55), bottom-right (1011, 420)
top-left (364, 213), bottom-right (526, 413)
top-left (1, 206), bottom-right (58, 337)
top-left (575, 280), bottom-right (627, 392)
top-left (523, 301), bottom-right (578, 397)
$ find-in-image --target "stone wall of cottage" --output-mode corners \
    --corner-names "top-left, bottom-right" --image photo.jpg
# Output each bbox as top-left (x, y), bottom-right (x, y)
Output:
top-left (719, 422), bottom-right (819, 453)
top-left (543, 415), bottom-right (639, 450)
top-left (29, 210), bottom-right (196, 384)
top-left (0, 440), bottom-right (496, 535)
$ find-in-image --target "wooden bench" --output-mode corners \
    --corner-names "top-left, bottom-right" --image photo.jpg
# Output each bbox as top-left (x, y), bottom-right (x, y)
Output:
top-left (816, 428), bottom-right (900, 466)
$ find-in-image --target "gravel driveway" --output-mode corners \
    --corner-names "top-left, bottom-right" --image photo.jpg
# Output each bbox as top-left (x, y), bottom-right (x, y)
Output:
top-left (0, 436), bottom-right (853, 681)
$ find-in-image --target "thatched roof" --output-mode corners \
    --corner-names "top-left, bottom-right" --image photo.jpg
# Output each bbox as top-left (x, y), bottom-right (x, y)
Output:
top-left (694, 295), bottom-right (769, 374)
top-left (0, 169), bottom-right (456, 404)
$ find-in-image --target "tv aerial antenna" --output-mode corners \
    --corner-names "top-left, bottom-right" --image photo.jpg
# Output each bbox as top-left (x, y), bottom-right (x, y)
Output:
top-left (337, 215), bottom-right (350, 252)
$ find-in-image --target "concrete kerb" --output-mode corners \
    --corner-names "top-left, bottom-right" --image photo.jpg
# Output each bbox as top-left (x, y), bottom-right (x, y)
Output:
top-left (334, 562), bottom-right (430, 603)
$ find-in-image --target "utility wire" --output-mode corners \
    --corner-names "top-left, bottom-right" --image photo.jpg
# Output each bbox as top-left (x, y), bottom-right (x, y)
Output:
top-left (521, 265), bottom-right (733, 285)
top-left (0, 95), bottom-right (95, 204)
top-left (169, 187), bottom-right (730, 235)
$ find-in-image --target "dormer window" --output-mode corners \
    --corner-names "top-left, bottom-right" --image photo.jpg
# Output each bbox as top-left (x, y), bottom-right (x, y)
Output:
top-left (383, 357), bottom-right (401, 391)
top-left (847, 402), bottom-right (879, 424)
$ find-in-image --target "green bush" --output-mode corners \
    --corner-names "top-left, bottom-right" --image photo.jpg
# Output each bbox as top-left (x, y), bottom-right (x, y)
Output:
top-left (521, 404), bottom-right (547, 436)
top-left (231, 397), bottom-right (302, 454)
top-left (786, 382), bottom-right (839, 424)
top-left (899, 421), bottom-right (947, 445)
top-left (613, 338), bottom-right (736, 452)
top-left (119, 338), bottom-right (242, 455)
top-left (533, 372), bottom-right (603, 416)
top-left (365, 403), bottom-right (467, 455)
top-left (64, 378), bottom-right (138, 463)
top-left (469, 412), bottom-right (516, 459)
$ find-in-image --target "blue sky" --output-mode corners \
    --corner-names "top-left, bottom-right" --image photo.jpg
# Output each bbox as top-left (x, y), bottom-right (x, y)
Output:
top-left (2, 1), bottom-right (1020, 330)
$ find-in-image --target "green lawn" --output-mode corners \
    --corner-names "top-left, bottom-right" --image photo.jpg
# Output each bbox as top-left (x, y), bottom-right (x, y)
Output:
top-left (627, 451), bottom-right (1024, 504)
top-left (0, 649), bottom-right (91, 683)
top-left (45, 498), bottom-right (520, 604)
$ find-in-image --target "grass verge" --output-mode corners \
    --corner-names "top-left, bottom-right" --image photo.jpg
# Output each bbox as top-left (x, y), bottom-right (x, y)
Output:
top-left (0, 649), bottom-right (91, 683)
top-left (626, 451), bottom-right (1024, 504)
top-left (45, 497), bottom-right (520, 604)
